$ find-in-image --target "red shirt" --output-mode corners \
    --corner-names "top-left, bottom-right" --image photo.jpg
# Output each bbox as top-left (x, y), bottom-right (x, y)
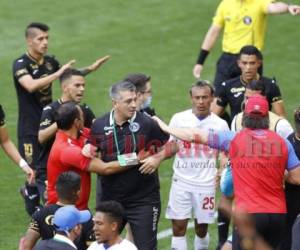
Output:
top-left (230, 129), bottom-right (288, 213)
top-left (47, 128), bottom-right (91, 210)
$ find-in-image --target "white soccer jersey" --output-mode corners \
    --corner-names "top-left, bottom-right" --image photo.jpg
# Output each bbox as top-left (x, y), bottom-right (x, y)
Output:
top-left (169, 110), bottom-right (229, 189)
top-left (88, 239), bottom-right (137, 250)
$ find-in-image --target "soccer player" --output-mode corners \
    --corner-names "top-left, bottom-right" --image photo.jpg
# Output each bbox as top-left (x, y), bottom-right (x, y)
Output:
top-left (193, 0), bottom-right (300, 88)
top-left (124, 73), bottom-right (155, 116)
top-left (36, 68), bottom-right (95, 203)
top-left (90, 81), bottom-right (169, 250)
top-left (23, 171), bottom-right (95, 250)
top-left (152, 94), bottom-right (300, 249)
top-left (88, 201), bottom-right (137, 250)
top-left (0, 104), bottom-right (34, 182)
top-left (231, 79), bottom-right (293, 138)
top-left (33, 206), bottom-right (91, 250)
top-left (13, 22), bottom-right (109, 215)
top-left (212, 45), bottom-right (285, 121)
top-left (165, 81), bottom-right (229, 250)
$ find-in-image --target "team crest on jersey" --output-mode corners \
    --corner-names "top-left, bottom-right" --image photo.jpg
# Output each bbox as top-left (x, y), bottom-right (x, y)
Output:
top-left (45, 62), bottom-right (53, 71)
top-left (243, 16), bottom-right (252, 25)
top-left (129, 122), bottom-right (140, 132)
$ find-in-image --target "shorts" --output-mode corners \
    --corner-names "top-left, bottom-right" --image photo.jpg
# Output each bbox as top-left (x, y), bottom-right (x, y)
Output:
top-left (166, 178), bottom-right (215, 224)
top-left (232, 213), bottom-right (285, 250)
top-left (18, 136), bottom-right (40, 169)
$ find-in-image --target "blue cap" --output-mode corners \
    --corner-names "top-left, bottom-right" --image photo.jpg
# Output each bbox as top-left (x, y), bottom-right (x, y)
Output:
top-left (54, 206), bottom-right (91, 231)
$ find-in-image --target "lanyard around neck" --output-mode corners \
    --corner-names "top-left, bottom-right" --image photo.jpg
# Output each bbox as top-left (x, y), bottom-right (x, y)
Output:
top-left (112, 111), bottom-right (136, 155)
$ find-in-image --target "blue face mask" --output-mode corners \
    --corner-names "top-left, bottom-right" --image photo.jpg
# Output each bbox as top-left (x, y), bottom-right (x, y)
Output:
top-left (141, 96), bottom-right (152, 110)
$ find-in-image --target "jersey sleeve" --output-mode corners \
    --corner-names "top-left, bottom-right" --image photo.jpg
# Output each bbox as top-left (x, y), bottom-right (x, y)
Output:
top-left (81, 104), bottom-right (96, 129)
top-left (215, 82), bottom-right (228, 107)
top-left (285, 139), bottom-right (300, 171)
top-left (0, 105), bottom-right (5, 127)
top-left (60, 145), bottom-right (92, 170)
top-left (261, 0), bottom-right (275, 13)
top-left (39, 105), bottom-right (55, 131)
top-left (28, 210), bottom-right (42, 234)
top-left (207, 130), bottom-right (235, 152)
top-left (269, 80), bottom-right (282, 103)
top-left (13, 58), bottom-right (30, 81)
top-left (276, 119), bottom-right (294, 139)
top-left (212, 0), bottom-right (225, 27)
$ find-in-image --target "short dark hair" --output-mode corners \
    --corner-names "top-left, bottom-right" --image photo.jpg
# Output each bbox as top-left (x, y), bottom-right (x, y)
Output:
top-left (55, 102), bottom-right (80, 130)
top-left (239, 45), bottom-right (263, 61)
top-left (25, 22), bottom-right (49, 38)
top-left (242, 112), bottom-right (269, 129)
top-left (56, 171), bottom-right (81, 202)
top-left (109, 81), bottom-right (136, 101)
top-left (246, 80), bottom-right (266, 96)
top-left (189, 80), bottom-right (214, 96)
top-left (59, 68), bottom-right (84, 85)
top-left (96, 201), bottom-right (125, 233)
top-left (124, 73), bottom-right (151, 93)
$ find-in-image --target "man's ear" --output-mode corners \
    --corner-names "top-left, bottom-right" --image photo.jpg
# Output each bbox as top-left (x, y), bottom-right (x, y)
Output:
top-left (111, 221), bottom-right (118, 232)
top-left (257, 59), bottom-right (262, 67)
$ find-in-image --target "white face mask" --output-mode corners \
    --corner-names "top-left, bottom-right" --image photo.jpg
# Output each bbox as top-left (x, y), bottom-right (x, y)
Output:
top-left (141, 96), bottom-right (152, 110)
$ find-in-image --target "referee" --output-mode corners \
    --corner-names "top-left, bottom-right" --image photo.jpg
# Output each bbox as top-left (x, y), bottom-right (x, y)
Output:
top-left (90, 81), bottom-right (169, 250)
top-left (193, 0), bottom-right (300, 88)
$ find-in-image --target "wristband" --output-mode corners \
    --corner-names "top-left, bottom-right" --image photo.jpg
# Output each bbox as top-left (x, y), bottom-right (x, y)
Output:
top-left (19, 159), bottom-right (28, 169)
top-left (196, 49), bottom-right (209, 65)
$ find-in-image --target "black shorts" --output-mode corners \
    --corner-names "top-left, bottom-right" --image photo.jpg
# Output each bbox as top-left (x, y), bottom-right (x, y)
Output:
top-left (18, 136), bottom-right (40, 170)
top-left (232, 213), bottom-right (285, 250)
top-left (292, 215), bottom-right (300, 250)
top-left (123, 202), bottom-right (161, 250)
top-left (214, 52), bottom-right (263, 91)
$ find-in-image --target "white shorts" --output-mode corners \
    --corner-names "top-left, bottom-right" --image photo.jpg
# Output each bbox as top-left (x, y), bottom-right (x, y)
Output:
top-left (165, 178), bottom-right (215, 224)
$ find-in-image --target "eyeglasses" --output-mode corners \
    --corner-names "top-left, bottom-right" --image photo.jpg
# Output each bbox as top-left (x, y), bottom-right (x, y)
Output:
top-left (141, 90), bottom-right (152, 94)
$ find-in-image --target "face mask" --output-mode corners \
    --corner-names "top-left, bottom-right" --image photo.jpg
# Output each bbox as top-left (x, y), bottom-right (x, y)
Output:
top-left (141, 96), bottom-right (152, 110)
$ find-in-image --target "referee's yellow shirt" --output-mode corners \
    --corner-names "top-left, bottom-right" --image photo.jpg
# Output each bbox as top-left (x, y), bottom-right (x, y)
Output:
top-left (213, 0), bottom-right (274, 54)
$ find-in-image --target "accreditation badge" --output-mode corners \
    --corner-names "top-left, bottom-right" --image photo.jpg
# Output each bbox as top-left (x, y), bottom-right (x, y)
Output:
top-left (117, 152), bottom-right (139, 167)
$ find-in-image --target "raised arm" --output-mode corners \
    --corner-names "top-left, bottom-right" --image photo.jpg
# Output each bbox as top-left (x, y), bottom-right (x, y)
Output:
top-left (78, 55), bottom-right (110, 76)
top-left (267, 2), bottom-right (300, 15)
top-left (18, 60), bottom-right (75, 93)
top-left (152, 116), bottom-right (209, 143)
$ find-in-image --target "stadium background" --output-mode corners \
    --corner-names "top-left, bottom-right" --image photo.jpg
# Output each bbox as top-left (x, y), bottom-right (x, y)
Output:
top-left (0, 0), bottom-right (299, 249)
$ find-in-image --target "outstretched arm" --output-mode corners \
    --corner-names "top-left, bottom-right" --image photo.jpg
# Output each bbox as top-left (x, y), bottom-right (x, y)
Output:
top-left (79, 55), bottom-right (110, 76)
top-left (152, 116), bottom-right (209, 143)
top-left (267, 2), bottom-right (300, 15)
